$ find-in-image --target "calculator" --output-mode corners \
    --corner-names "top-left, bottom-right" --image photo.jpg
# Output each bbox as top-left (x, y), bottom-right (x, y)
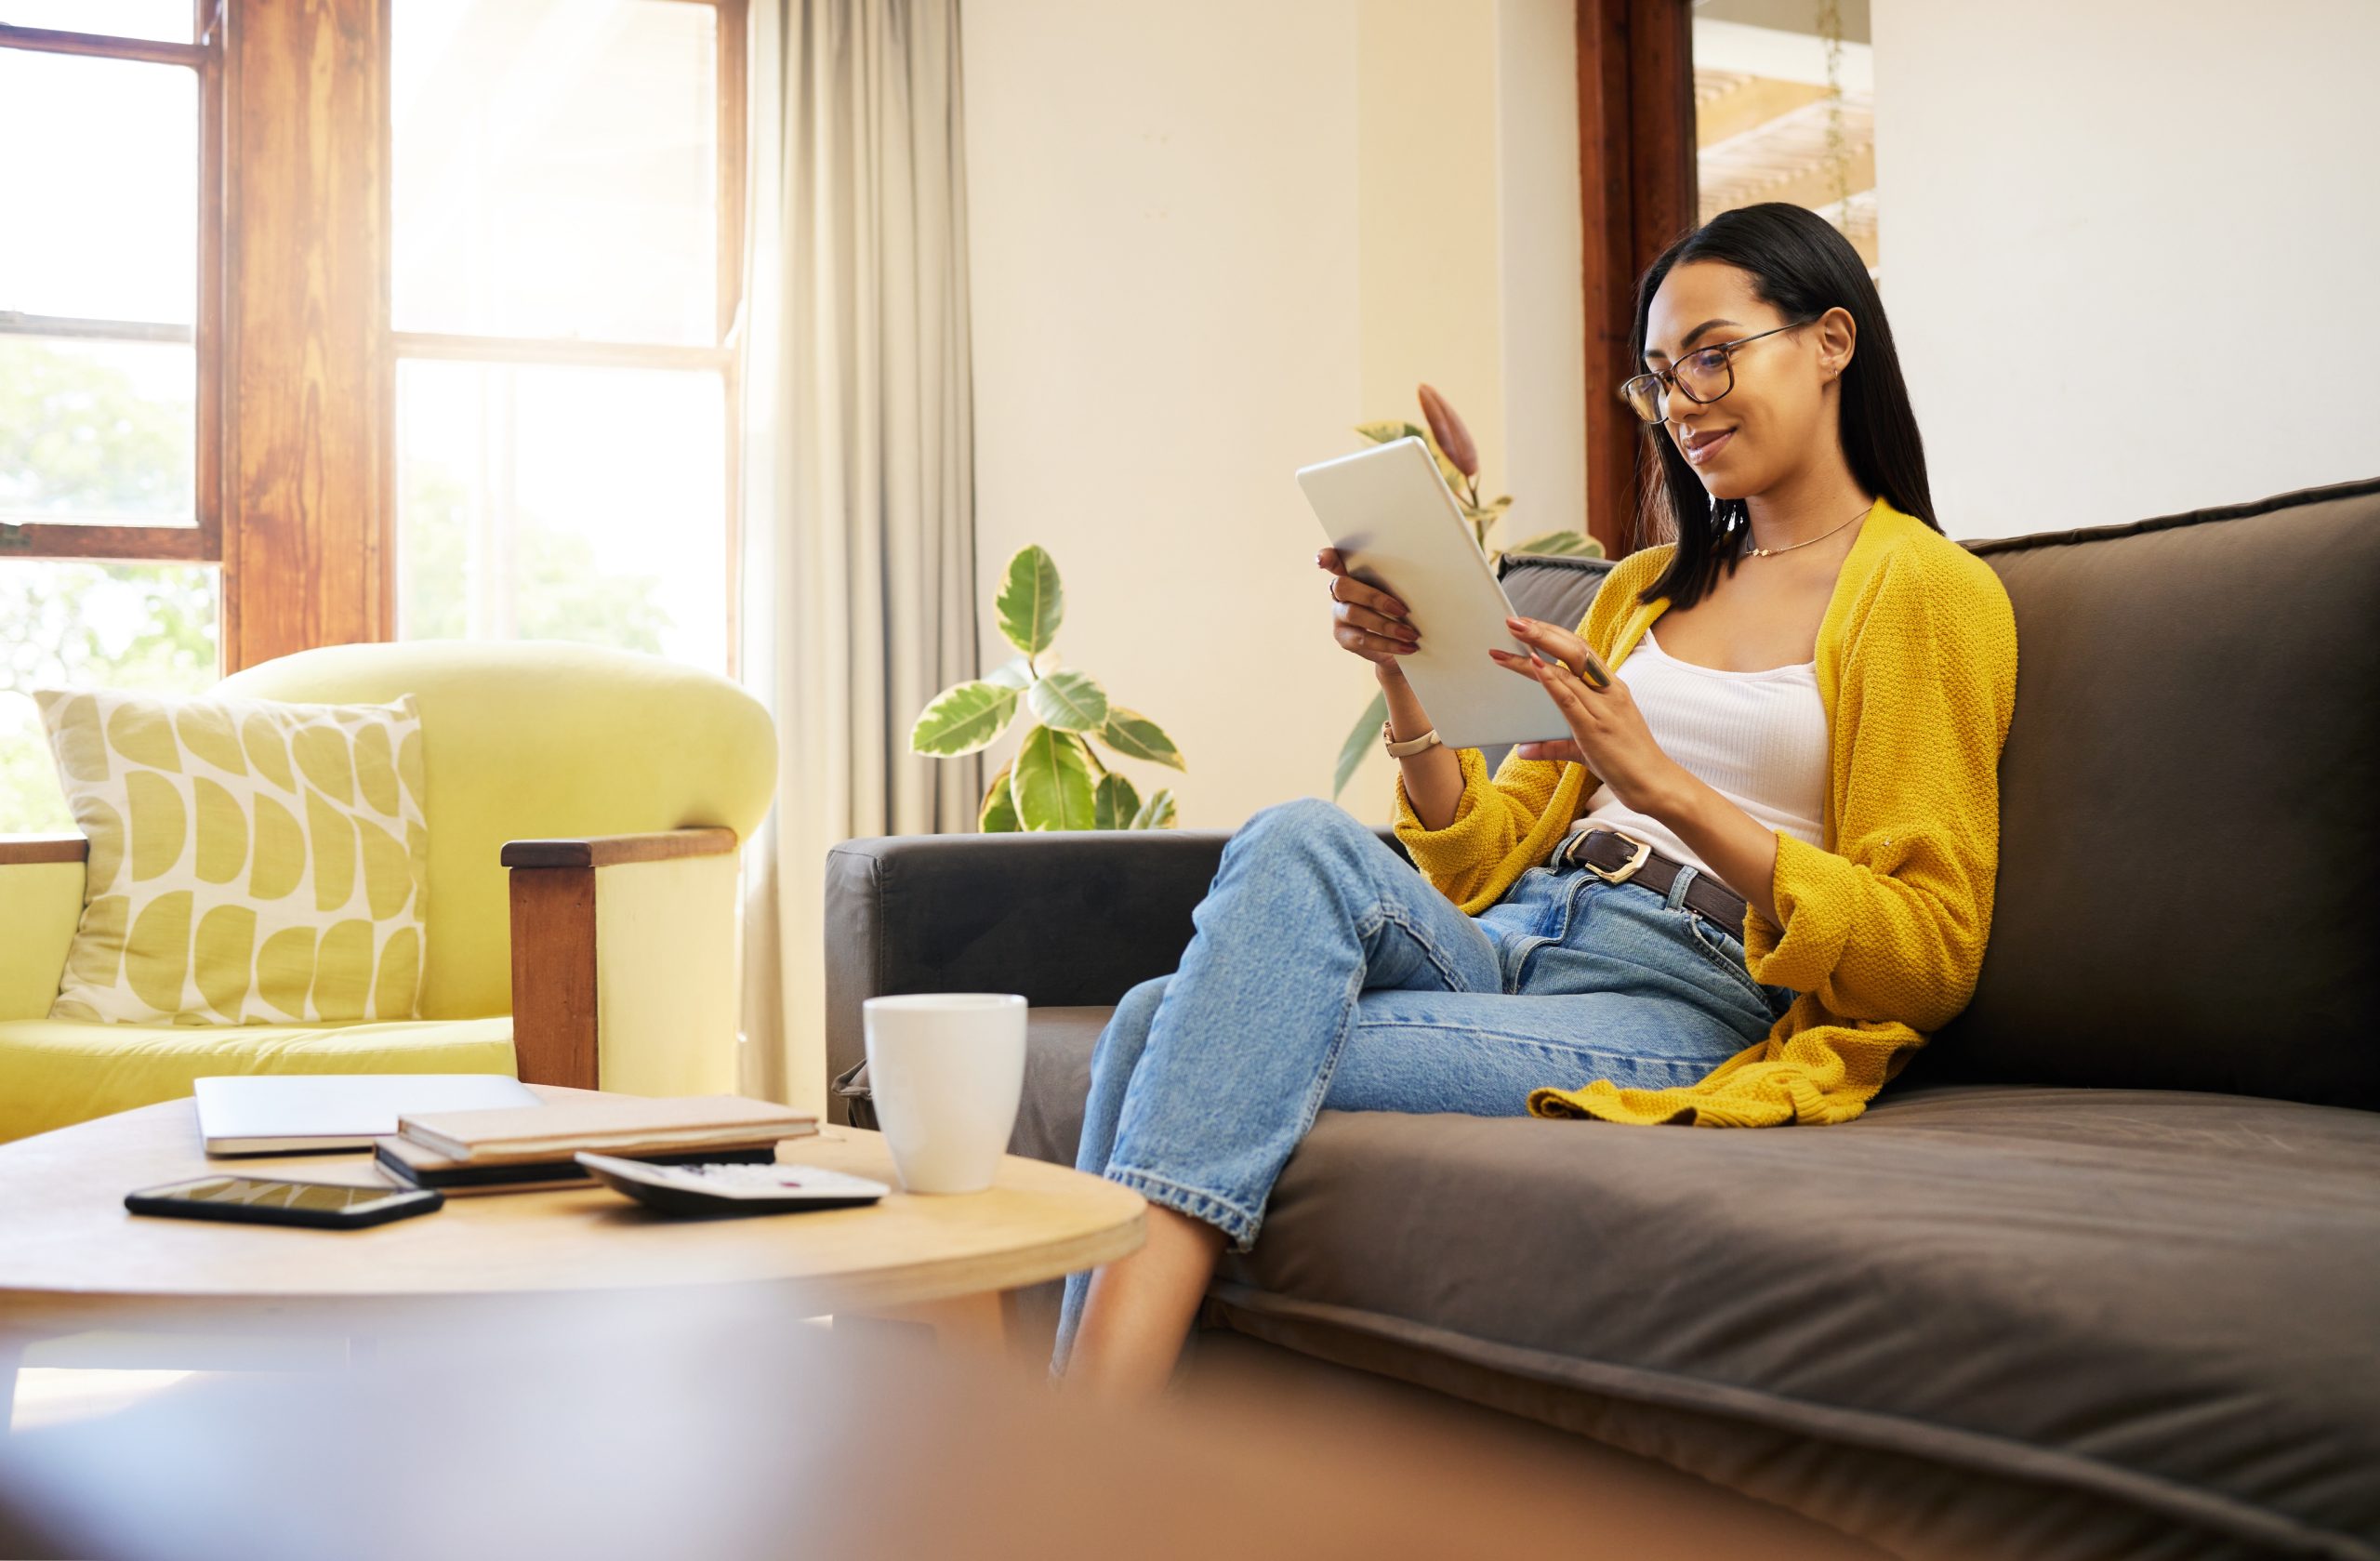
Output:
top-left (575, 1154), bottom-right (891, 1217)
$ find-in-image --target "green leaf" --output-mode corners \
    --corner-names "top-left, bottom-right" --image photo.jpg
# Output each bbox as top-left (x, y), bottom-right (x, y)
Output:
top-left (1093, 706), bottom-right (1185, 771)
top-left (1331, 686), bottom-right (1390, 800)
top-left (979, 758), bottom-right (1020, 832)
top-left (1127, 786), bottom-right (1177, 829)
top-left (1093, 772), bottom-right (1143, 830)
top-left (1508, 528), bottom-right (1601, 559)
top-left (908, 681), bottom-right (1019, 756)
top-left (995, 546), bottom-right (1064, 656)
top-left (1026, 668), bottom-right (1110, 733)
top-left (1010, 725), bottom-right (1096, 831)
top-left (985, 655), bottom-right (1035, 690)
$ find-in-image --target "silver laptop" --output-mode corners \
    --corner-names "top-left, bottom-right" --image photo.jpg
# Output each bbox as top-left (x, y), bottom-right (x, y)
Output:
top-left (192, 1074), bottom-right (543, 1156)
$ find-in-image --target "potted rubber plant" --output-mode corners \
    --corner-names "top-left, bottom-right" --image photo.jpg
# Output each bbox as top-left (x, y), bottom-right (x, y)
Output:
top-left (909, 545), bottom-right (1186, 831)
top-left (1332, 383), bottom-right (1602, 799)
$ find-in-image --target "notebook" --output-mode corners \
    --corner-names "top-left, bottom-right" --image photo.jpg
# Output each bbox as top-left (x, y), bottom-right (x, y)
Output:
top-left (395, 1093), bottom-right (817, 1165)
top-left (194, 1074), bottom-right (543, 1156)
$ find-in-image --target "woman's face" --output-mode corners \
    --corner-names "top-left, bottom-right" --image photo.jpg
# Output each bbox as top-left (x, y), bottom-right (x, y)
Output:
top-left (1639, 259), bottom-right (1852, 501)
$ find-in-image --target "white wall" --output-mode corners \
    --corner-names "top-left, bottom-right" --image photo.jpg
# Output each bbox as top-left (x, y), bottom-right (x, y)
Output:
top-left (1495, 0), bottom-right (1588, 615)
top-left (1873, 0), bottom-right (2380, 538)
top-left (961, 0), bottom-right (1584, 830)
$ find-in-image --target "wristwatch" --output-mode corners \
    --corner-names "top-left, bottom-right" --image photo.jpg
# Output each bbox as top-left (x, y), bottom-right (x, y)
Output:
top-left (1381, 720), bottom-right (1444, 759)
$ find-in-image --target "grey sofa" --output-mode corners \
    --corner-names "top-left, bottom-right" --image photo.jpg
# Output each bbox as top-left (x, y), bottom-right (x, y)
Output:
top-left (826, 479), bottom-right (2380, 1561)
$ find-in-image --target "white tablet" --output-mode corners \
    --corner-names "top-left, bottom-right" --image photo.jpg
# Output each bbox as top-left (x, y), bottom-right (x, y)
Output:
top-left (1296, 437), bottom-right (1579, 750)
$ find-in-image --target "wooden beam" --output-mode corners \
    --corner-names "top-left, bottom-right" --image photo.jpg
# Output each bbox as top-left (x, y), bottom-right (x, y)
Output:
top-left (1577, 0), bottom-right (1699, 558)
top-left (0, 525), bottom-right (217, 562)
top-left (500, 828), bottom-right (741, 870)
top-left (1696, 76), bottom-right (1829, 150)
top-left (220, 0), bottom-right (390, 671)
top-left (717, 0), bottom-right (748, 349)
top-left (0, 22), bottom-right (205, 66)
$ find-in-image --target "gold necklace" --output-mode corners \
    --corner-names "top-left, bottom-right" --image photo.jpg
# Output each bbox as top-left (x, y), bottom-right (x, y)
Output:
top-left (1743, 501), bottom-right (1871, 559)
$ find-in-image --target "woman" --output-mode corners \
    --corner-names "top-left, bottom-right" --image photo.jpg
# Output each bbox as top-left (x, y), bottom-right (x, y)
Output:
top-left (1051, 203), bottom-right (2017, 1397)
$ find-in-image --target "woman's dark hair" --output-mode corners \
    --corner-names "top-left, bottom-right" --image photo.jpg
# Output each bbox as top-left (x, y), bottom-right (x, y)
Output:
top-left (1630, 202), bottom-right (1937, 609)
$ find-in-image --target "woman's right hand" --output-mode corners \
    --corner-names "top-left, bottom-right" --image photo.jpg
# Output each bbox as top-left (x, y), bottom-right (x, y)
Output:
top-left (1317, 548), bottom-right (1421, 671)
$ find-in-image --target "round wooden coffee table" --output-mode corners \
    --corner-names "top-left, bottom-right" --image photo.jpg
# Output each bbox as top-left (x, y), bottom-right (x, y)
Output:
top-left (0, 1089), bottom-right (1143, 1397)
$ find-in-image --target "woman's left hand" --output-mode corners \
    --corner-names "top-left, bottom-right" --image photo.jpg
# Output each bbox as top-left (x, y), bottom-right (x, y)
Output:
top-left (1491, 616), bottom-right (1688, 815)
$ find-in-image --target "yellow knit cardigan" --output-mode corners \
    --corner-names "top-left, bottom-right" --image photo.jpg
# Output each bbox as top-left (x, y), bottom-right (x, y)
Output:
top-left (1391, 498), bottom-right (2018, 1127)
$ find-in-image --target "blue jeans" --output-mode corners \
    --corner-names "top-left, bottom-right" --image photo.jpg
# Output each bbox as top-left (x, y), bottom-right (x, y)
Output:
top-left (1050, 797), bottom-right (1796, 1374)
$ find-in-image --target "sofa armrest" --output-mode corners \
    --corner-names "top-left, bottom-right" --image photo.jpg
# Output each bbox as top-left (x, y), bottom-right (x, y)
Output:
top-left (0, 836), bottom-right (86, 1022)
top-left (504, 828), bottom-right (741, 1094)
top-left (822, 827), bottom-right (1408, 1117)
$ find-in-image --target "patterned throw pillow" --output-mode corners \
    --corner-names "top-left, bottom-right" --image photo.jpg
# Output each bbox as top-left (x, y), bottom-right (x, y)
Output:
top-left (34, 689), bottom-right (430, 1026)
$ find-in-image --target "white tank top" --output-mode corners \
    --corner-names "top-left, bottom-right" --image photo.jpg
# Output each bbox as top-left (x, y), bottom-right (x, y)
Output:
top-left (1560, 626), bottom-right (1828, 897)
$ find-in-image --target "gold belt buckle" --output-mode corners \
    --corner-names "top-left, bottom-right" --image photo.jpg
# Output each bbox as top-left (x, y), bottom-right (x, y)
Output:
top-left (1577, 829), bottom-right (1651, 885)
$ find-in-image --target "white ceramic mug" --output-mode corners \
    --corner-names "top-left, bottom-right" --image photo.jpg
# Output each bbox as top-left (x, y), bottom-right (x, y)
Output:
top-left (861, 993), bottom-right (1028, 1195)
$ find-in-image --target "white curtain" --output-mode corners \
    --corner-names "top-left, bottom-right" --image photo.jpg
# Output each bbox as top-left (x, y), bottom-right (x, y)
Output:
top-left (739, 0), bottom-right (982, 1110)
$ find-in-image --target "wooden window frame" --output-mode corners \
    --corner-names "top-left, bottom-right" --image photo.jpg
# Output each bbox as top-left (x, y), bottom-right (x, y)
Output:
top-left (383, 0), bottom-right (750, 675)
top-left (0, 3), bottom-right (226, 570)
top-left (0, 0), bottom-right (749, 676)
top-left (1576, 0), bottom-right (1698, 559)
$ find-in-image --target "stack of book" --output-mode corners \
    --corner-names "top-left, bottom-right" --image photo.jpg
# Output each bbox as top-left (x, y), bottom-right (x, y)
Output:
top-left (376, 1094), bottom-right (819, 1196)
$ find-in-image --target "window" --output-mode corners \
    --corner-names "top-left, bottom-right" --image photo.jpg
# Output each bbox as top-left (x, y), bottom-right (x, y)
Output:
top-left (1692, 5), bottom-right (1879, 277)
top-left (0, 8), bottom-right (218, 550)
top-left (390, 0), bottom-right (747, 676)
top-left (0, 562), bottom-right (218, 830)
top-left (0, 4), bottom-right (223, 829)
top-left (0, 1), bottom-right (750, 829)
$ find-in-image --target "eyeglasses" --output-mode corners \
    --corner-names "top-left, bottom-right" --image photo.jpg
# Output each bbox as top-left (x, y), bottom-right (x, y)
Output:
top-left (1618, 318), bottom-right (1818, 425)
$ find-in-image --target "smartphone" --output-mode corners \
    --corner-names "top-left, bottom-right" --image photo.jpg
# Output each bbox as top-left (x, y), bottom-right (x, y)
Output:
top-left (126, 1175), bottom-right (443, 1230)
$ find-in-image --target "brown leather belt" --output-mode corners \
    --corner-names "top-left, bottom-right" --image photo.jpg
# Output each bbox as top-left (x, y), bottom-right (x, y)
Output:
top-left (1556, 827), bottom-right (1750, 941)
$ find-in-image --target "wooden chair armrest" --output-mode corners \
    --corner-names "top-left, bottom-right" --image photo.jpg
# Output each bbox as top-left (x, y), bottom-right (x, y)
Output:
top-left (0, 835), bottom-right (88, 866)
top-left (499, 827), bottom-right (738, 869)
top-left (504, 828), bottom-right (743, 1090)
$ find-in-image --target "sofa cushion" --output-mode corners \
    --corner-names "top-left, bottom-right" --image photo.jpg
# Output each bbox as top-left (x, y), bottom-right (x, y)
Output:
top-left (1921, 479), bottom-right (2380, 1107)
top-left (0, 1016), bottom-right (515, 1144)
top-left (1516, 488), bottom-right (2380, 1111)
top-left (1008, 1006), bottom-right (1107, 1162)
top-left (1213, 1084), bottom-right (2380, 1558)
top-left (34, 689), bottom-right (431, 1027)
top-left (964, 1010), bottom-right (2380, 1552)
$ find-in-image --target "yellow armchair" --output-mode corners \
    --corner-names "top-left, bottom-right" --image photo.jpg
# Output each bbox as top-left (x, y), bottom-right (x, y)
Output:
top-left (0, 642), bottom-right (775, 1144)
